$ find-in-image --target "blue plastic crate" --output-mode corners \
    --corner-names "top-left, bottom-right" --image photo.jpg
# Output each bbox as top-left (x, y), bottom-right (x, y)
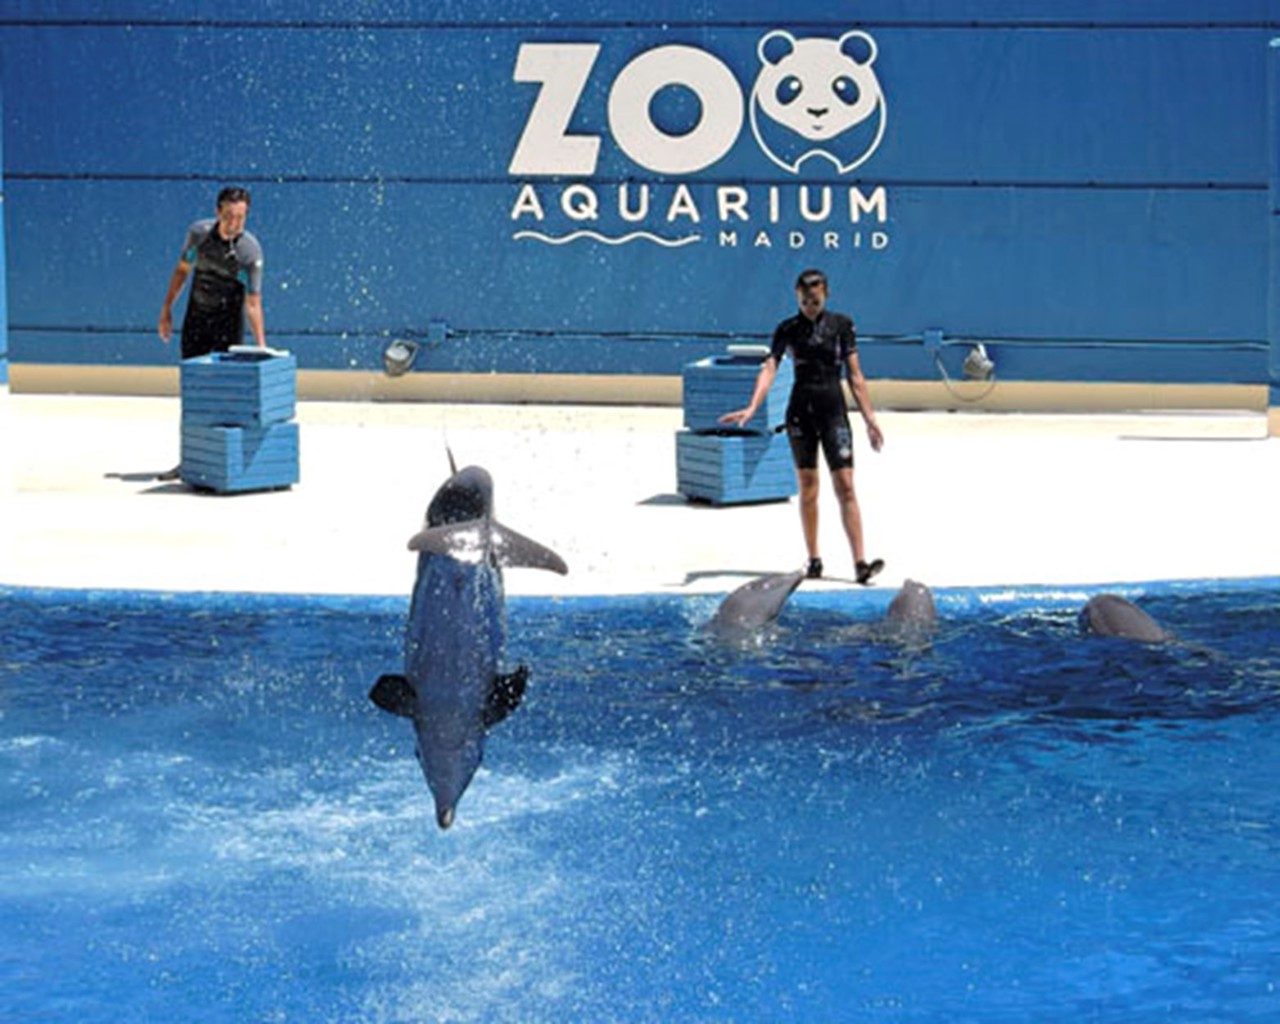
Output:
top-left (676, 429), bottom-right (796, 505)
top-left (181, 349), bottom-right (296, 428)
top-left (682, 351), bottom-right (793, 435)
top-left (181, 422), bottom-right (299, 494)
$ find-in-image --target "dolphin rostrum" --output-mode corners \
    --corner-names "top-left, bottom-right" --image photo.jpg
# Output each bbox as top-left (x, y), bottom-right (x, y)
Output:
top-left (370, 464), bottom-right (567, 829)
top-left (884, 579), bottom-right (937, 629)
top-left (1079, 593), bottom-right (1171, 643)
top-left (705, 570), bottom-right (805, 639)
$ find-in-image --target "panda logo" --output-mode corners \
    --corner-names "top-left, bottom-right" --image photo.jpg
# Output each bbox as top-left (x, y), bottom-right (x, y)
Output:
top-left (749, 29), bottom-right (887, 174)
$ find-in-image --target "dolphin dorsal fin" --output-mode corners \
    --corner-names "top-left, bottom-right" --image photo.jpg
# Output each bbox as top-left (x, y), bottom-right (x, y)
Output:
top-left (370, 674), bottom-right (416, 718)
top-left (491, 521), bottom-right (569, 575)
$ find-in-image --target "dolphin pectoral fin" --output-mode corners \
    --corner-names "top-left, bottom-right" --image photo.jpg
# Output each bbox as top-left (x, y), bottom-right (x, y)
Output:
top-left (490, 522), bottom-right (569, 575)
top-left (483, 665), bottom-right (529, 728)
top-left (407, 520), bottom-right (487, 562)
top-left (370, 674), bottom-right (417, 718)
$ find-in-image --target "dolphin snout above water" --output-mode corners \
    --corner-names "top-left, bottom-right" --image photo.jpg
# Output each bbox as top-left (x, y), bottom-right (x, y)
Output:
top-left (705, 570), bottom-right (806, 638)
top-left (884, 579), bottom-right (937, 627)
top-left (1079, 593), bottom-right (1171, 643)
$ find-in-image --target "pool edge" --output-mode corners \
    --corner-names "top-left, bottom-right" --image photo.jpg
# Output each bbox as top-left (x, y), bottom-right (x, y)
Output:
top-left (2, 575), bottom-right (1277, 619)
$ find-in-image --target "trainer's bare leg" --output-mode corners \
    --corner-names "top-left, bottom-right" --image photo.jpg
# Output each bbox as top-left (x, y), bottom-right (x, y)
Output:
top-left (797, 467), bottom-right (821, 562)
top-left (830, 467), bottom-right (866, 567)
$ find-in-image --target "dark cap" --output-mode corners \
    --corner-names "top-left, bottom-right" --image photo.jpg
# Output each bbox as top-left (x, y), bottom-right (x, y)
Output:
top-left (795, 268), bottom-right (827, 289)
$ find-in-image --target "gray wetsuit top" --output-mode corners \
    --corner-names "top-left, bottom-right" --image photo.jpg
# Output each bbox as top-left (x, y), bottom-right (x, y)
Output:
top-left (181, 218), bottom-right (263, 315)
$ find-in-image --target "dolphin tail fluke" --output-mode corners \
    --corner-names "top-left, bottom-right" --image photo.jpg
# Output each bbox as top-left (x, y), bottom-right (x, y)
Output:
top-left (483, 665), bottom-right (529, 728)
top-left (491, 521), bottom-right (569, 575)
top-left (408, 520), bottom-right (487, 561)
top-left (370, 674), bottom-right (417, 717)
top-left (407, 519), bottom-right (568, 574)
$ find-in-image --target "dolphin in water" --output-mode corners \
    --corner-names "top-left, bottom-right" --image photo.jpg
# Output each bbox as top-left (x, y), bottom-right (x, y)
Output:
top-left (884, 579), bottom-right (937, 629)
top-left (1079, 593), bottom-right (1171, 643)
top-left (704, 570), bottom-right (805, 639)
top-left (874, 579), bottom-right (939, 665)
top-left (370, 461), bottom-right (567, 829)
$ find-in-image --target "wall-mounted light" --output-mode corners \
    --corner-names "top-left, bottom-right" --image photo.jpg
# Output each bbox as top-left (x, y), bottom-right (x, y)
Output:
top-left (923, 330), bottom-right (997, 402)
top-left (962, 343), bottom-right (995, 381)
top-left (383, 339), bottom-right (419, 377)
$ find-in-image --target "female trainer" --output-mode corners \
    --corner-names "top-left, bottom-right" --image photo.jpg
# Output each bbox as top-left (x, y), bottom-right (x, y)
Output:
top-left (720, 268), bottom-right (884, 584)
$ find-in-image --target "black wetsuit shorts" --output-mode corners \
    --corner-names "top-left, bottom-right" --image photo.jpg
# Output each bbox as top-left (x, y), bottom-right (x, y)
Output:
top-left (181, 304), bottom-right (243, 360)
top-left (786, 383), bottom-right (854, 471)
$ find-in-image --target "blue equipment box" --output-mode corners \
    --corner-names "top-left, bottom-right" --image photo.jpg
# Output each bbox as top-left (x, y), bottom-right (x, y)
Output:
top-left (682, 350), bottom-right (793, 435)
top-left (676, 429), bottom-right (796, 506)
top-left (181, 349), bottom-right (297, 428)
top-left (180, 422), bottom-right (299, 494)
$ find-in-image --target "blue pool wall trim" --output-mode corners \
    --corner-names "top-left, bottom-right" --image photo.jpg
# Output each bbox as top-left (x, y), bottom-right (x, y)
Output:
top-left (4, 2), bottom-right (1280, 387)
top-left (4, 576), bottom-right (1278, 621)
top-left (1271, 38), bottom-right (1280, 411)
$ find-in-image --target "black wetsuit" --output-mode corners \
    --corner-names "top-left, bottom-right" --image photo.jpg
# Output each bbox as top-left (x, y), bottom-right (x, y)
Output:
top-left (179, 219), bottom-right (264, 360)
top-left (769, 310), bottom-right (857, 471)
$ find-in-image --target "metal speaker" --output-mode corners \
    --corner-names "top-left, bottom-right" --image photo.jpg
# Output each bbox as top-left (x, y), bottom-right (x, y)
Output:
top-left (383, 339), bottom-right (419, 377)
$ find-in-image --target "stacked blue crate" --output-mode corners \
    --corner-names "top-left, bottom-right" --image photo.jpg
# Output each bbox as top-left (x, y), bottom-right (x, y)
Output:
top-left (180, 348), bottom-right (299, 493)
top-left (676, 347), bottom-right (796, 505)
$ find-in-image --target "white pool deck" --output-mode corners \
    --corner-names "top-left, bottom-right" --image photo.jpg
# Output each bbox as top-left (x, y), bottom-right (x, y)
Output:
top-left (1, 392), bottom-right (1278, 600)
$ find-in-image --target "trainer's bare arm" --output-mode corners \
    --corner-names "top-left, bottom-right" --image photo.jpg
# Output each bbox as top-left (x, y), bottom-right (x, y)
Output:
top-left (846, 351), bottom-right (883, 451)
top-left (157, 259), bottom-right (193, 343)
top-left (244, 293), bottom-right (266, 347)
top-left (719, 356), bottom-right (779, 428)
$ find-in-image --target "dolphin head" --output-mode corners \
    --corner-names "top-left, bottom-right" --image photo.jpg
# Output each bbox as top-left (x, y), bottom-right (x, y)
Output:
top-left (1079, 594), bottom-right (1170, 643)
top-left (415, 729), bottom-right (484, 831)
top-left (885, 579), bottom-right (937, 625)
top-left (708, 570), bottom-right (806, 636)
top-left (427, 466), bottom-right (495, 527)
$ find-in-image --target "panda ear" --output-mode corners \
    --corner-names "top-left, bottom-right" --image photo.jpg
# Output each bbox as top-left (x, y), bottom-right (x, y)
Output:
top-left (758, 30), bottom-right (796, 66)
top-left (839, 30), bottom-right (878, 65)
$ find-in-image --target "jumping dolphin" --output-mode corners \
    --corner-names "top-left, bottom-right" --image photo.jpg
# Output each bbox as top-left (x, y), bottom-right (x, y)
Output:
top-left (370, 463), bottom-right (567, 829)
top-left (1079, 593), bottom-right (1171, 643)
top-left (884, 579), bottom-right (937, 629)
top-left (704, 570), bottom-right (805, 639)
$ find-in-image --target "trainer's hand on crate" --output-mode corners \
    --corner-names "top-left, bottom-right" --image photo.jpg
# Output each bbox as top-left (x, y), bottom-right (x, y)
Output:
top-left (719, 407), bottom-right (755, 429)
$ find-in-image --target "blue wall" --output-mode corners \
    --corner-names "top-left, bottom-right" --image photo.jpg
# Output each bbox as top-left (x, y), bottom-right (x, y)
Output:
top-left (3, 1), bottom-right (1278, 385)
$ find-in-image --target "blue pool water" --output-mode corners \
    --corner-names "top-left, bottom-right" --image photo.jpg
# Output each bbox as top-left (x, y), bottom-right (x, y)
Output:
top-left (1, 582), bottom-right (1278, 1023)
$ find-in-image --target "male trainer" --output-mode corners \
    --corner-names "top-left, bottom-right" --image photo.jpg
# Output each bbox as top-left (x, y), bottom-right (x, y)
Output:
top-left (155, 187), bottom-right (265, 478)
top-left (158, 186), bottom-right (265, 357)
top-left (720, 268), bottom-right (884, 584)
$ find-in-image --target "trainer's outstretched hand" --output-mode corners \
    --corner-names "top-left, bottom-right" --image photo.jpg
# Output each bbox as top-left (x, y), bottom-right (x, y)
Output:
top-left (719, 407), bottom-right (754, 429)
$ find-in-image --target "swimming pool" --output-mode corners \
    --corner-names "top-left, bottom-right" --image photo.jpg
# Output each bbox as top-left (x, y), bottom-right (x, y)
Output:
top-left (1, 581), bottom-right (1277, 1022)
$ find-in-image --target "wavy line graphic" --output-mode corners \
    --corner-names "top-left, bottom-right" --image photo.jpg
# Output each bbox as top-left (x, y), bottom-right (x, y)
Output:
top-left (513, 229), bottom-right (702, 248)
